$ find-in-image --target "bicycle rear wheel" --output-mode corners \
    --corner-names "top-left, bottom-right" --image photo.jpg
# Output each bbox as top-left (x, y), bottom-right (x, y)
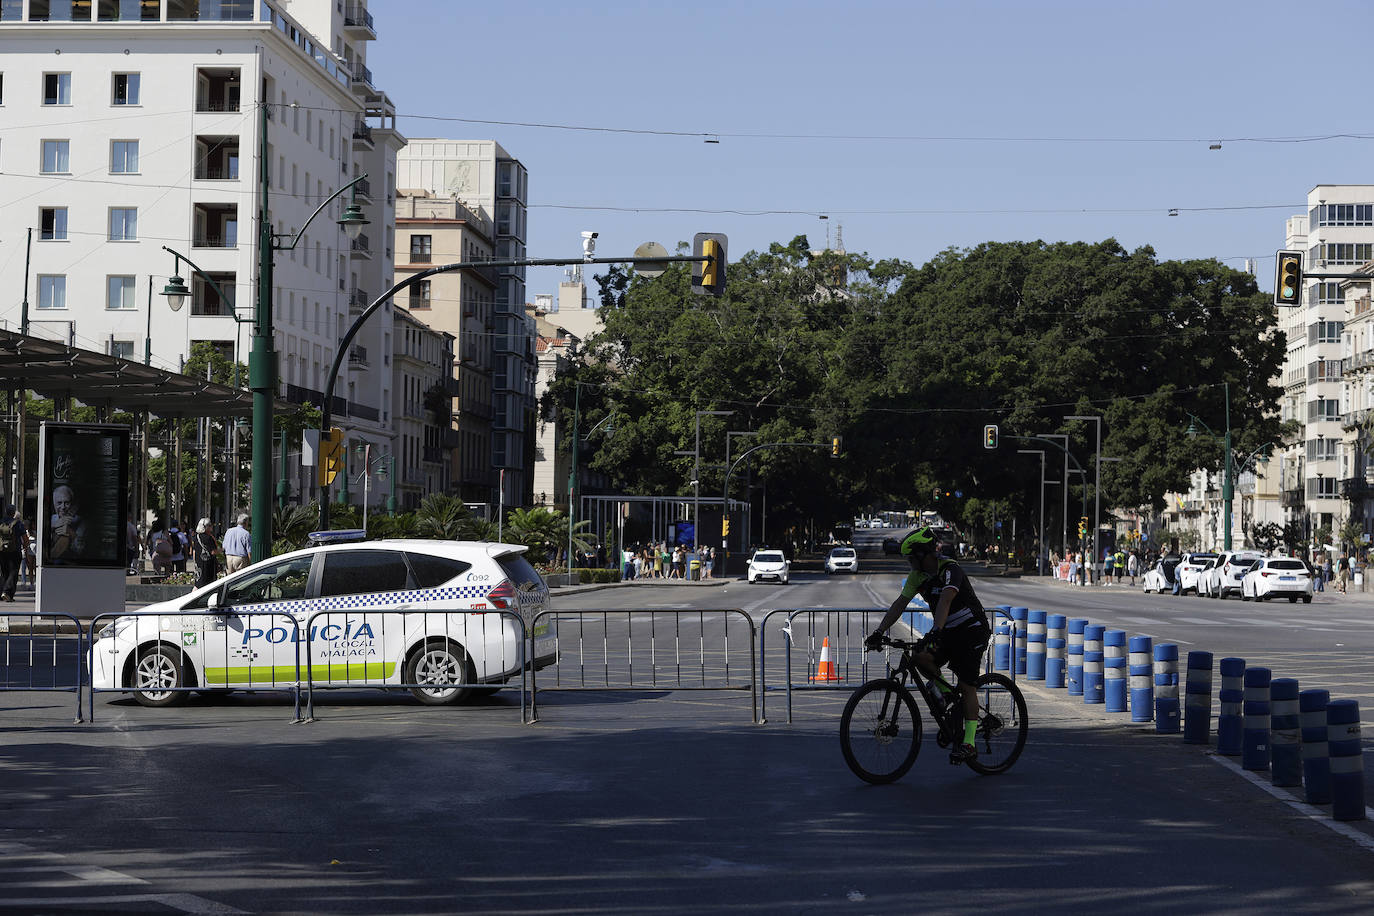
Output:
top-left (966, 672), bottom-right (1028, 775)
top-left (840, 678), bottom-right (922, 784)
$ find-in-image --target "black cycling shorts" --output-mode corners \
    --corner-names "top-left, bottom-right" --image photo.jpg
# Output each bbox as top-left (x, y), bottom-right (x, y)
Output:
top-left (929, 620), bottom-right (990, 685)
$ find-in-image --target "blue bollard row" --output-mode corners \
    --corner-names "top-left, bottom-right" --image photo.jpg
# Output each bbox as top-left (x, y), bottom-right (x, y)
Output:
top-left (1046, 614), bottom-right (1066, 688)
top-left (1067, 618), bottom-right (1086, 696)
top-left (1104, 629), bottom-right (1127, 712)
top-left (1217, 657), bottom-right (1246, 756)
top-left (1129, 635), bottom-right (1154, 724)
top-left (1154, 643), bottom-right (1179, 733)
top-left (1242, 667), bottom-right (1271, 771)
top-left (1011, 607), bottom-right (1028, 675)
top-left (1270, 678), bottom-right (1301, 788)
top-left (1184, 651), bottom-right (1213, 744)
top-left (1328, 699), bottom-right (1365, 822)
top-left (1082, 625), bottom-right (1105, 704)
top-left (1301, 689), bottom-right (1332, 805)
top-left (1026, 610), bottom-right (1047, 681)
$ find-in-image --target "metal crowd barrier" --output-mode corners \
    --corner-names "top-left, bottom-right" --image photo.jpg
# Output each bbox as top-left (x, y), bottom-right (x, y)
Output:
top-left (528, 609), bottom-right (756, 723)
top-left (87, 611), bottom-right (304, 723)
top-left (758, 608), bottom-right (888, 724)
top-left (0, 613), bottom-right (84, 723)
top-left (301, 609), bottom-right (527, 722)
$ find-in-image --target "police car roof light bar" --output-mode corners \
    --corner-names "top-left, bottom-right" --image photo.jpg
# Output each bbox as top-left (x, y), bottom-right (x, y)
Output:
top-left (307, 529), bottom-right (368, 546)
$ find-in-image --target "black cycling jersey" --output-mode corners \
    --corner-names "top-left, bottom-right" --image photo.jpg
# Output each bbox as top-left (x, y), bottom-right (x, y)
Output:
top-left (901, 558), bottom-right (986, 629)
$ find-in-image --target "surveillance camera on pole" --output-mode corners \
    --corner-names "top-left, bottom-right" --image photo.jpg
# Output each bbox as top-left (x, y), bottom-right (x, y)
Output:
top-left (581, 231), bottom-right (599, 260)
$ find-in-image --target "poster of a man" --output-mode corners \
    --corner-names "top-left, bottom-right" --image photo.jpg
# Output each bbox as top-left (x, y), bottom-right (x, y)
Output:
top-left (47, 484), bottom-right (87, 560)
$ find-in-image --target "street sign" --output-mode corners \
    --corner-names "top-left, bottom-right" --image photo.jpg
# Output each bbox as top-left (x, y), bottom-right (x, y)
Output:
top-left (634, 242), bottom-right (671, 278)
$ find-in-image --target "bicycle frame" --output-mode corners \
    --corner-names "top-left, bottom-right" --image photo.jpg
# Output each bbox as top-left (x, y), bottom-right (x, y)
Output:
top-left (881, 641), bottom-right (962, 743)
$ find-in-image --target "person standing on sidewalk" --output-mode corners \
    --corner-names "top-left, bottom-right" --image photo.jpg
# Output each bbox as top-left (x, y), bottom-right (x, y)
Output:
top-left (0, 505), bottom-right (31, 601)
top-left (222, 514), bottom-right (251, 574)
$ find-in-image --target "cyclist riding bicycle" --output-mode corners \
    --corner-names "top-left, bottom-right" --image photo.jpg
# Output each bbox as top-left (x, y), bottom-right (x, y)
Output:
top-left (865, 525), bottom-right (992, 764)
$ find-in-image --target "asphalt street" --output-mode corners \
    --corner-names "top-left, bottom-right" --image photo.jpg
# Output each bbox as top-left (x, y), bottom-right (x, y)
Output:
top-left (3, 562), bottom-right (1374, 913)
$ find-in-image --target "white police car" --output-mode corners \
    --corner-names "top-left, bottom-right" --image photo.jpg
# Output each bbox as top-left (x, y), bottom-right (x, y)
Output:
top-left (90, 532), bottom-right (555, 707)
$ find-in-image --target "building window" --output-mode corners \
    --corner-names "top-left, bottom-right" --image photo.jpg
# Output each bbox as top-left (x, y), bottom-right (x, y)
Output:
top-left (112, 72), bottom-right (140, 105)
top-left (410, 234), bottom-right (432, 263)
top-left (1317, 243), bottom-right (1373, 265)
top-left (1309, 476), bottom-right (1341, 499)
top-left (41, 140), bottom-right (70, 173)
top-left (1314, 203), bottom-right (1374, 227)
top-left (108, 340), bottom-right (136, 360)
top-left (109, 207), bottom-right (137, 241)
top-left (409, 279), bottom-right (431, 309)
top-left (1310, 320), bottom-right (1343, 344)
top-left (107, 275), bottom-right (136, 310)
top-left (38, 275), bottom-right (66, 309)
top-left (40, 206), bottom-right (67, 240)
top-left (110, 140), bottom-right (139, 173)
top-left (43, 73), bottom-right (70, 105)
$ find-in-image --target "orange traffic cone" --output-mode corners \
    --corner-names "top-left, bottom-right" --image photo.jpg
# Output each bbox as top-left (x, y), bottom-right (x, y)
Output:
top-left (811, 636), bottom-right (843, 682)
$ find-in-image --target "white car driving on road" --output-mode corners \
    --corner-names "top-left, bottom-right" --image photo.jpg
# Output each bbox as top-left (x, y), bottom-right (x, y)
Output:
top-left (1201, 551), bottom-right (1264, 599)
top-left (1241, 557), bottom-right (1314, 603)
top-left (747, 550), bottom-right (790, 584)
top-left (90, 534), bottom-right (555, 707)
top-left (825, 546), bottom-right (859, 575)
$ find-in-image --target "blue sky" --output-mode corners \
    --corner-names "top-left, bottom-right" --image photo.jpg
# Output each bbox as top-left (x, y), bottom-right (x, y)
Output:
top-left (369, 0), bottom-right (1374, 301)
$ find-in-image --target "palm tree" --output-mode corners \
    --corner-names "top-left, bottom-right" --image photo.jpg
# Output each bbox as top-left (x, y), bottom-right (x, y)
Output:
top-left (504, 506), bottom-right (592, 564)
top-left (414, 493), bottom-right (485, 540)
top-left (272, 502), bottom-right (320, 554)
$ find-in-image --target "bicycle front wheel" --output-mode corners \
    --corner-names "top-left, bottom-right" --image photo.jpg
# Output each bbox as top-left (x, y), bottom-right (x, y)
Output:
top-left (840, 678), bottom-right (922, 784)
top-left (966, 672), bottom-right (1028, 775)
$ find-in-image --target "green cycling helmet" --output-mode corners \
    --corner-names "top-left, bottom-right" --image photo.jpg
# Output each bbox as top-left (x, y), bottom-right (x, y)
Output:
top-left (900, 525), bottom-right (938, 556)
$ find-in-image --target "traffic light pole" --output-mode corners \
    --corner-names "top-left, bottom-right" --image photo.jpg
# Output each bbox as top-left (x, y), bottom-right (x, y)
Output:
top-left (318, 253), bottom-right (714, 533)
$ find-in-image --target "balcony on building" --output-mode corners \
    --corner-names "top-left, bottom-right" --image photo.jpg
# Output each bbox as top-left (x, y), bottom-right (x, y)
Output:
top-left (350, 233), bottom-right (371, 259)
top-left (422, 445), bottom-right (444, 465)
top-left (349, 60), bottom-right (375, 92)
top-left (342, 3), bottom-right (376, 39)
top-left (191, 272), bottom-right (236, 318)
top-left (1341, 477), bottom-right (1374, 499)
top-left (352, 176), bottom-right (372, 202)
top-left (195, 68), bottom-right (242, 112)
top-left (347, 400), bottom-right (379, 422)
top-left (349, 345), bottom-right (369, 369)
top-left (349, 287), bottom-right (368, 316)
top-left (192, 204), bottom-right (238, 249)
top-left (1281, 488), bottom-right (1305, 509)
top-left (194, 136), bottom-right (240, 181)
top-left (351, 121), bottom-right (374, 151)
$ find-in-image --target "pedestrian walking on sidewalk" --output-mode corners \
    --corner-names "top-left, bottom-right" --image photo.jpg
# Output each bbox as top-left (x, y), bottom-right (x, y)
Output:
top-left (0, 505), bottom-right (31, 601)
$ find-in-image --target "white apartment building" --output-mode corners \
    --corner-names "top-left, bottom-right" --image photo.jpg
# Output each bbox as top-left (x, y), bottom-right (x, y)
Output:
top-left (390, 305), bottom-right (454, 512)
top-left (1279, 186), bottom-right (1374, 548)
top-left (395, 140), bottom-right (536, 510)
top-left (0, 0), bottom-right (401, 517)
top-left (1339, 264), bottom-right (1374, 542)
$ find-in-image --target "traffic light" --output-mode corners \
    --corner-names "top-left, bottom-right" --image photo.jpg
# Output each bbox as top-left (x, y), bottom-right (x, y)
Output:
top-left (1078, 516), bottom-right (1089, 540)
top-left (722, 516), bottom-right (730, 538)
top-left (318, 426), bottom-right (344, 486)
top-left (983, 424), bottom-right (998, 449)
top-left (1274, 250), bottom-right (1303, 307)
top-left (831, 435), bottom-right (842, 458)
top-left (692, 232), bottom-right (728, 297)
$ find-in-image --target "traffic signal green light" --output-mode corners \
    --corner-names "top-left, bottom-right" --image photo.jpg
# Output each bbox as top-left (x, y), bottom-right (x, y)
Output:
top-left (1274, 250), bottom-right (1303, 307)
top-left (983, 424), bottom-right (998, 449)
top-left (692, 232), bottom-right (728, 297)
top-left (1078, 516), bottom-right (1089, 540)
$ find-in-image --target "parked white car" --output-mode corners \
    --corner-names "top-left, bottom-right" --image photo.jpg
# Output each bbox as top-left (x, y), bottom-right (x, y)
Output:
top-left (825, 546), bottom-right (859, 575)
top-left (90, 533), bottom-right (555, 707)
top-left (1201, 551), bottom-right (1264, 599)
top-left (1176, 552), bottom-right (1219, 595)
top-left (747, 549), bottom-right (790, 584)
top-left (1241, 557), bottom-right (1315, 603)
top-left (1141, 556), bottom-right (1181, 593)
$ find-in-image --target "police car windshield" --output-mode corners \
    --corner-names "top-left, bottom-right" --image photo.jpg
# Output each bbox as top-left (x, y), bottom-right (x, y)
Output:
top-left (754, 552), bottom-right (784, 563)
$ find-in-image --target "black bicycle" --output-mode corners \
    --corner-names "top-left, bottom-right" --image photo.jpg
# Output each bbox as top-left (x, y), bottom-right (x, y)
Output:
top-left (840, 634), bottom-right (1028, 783)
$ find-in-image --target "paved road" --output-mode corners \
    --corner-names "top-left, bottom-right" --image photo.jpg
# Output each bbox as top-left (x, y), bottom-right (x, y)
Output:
top-left (3, 566), bottom-right (1374, 913)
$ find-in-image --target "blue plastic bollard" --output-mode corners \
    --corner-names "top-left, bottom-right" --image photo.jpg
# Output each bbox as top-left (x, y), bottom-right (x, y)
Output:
top-left (1129, 635), bottom-right (1153, 723)
top-left (1011, 607), bottom-right (1029, 675)
top-left (1300, 688), bottom-right (1332, 805)
top-left (1103, 629), bottom-right (1127, 712)
top-left (1082, 624), bottom-right (1105, 704)
top-left (994, 623), bottom-right (1011, 671)
top-left (1067, 618), bottom-right (1087, 697)
top-left (1217, 657), bottom-right (1246, 756)
top-left (1026, 610), bottom-right (1047, 681)
top-left (1183, 650), bottom-right (1213, 744)
top-left (1328, 699), bottom-right (1366, 821)
top-left (1269, 678), bottom-right (1301, 788)
top-left (1046, 614), bottom-right (1067, 688)
top-left (1242, 667), bottom-right (1272, 771)
top-left (1154, 643), bottom-right (1179, 733)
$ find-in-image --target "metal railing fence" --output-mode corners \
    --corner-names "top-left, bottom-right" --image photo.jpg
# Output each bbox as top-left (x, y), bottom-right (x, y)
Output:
top-left (0, 614), bottom-right (83, 722)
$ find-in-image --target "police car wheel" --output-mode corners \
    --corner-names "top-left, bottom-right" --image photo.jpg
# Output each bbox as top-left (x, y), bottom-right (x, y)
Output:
top-left (405, 638), bottom-right (476, 706)
top-left (131, 645), bottom-right (188, 708)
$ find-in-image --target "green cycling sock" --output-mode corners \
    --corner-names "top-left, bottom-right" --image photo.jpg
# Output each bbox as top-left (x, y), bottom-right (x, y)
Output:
top-left (963, 719), bottom-right (978, 745)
